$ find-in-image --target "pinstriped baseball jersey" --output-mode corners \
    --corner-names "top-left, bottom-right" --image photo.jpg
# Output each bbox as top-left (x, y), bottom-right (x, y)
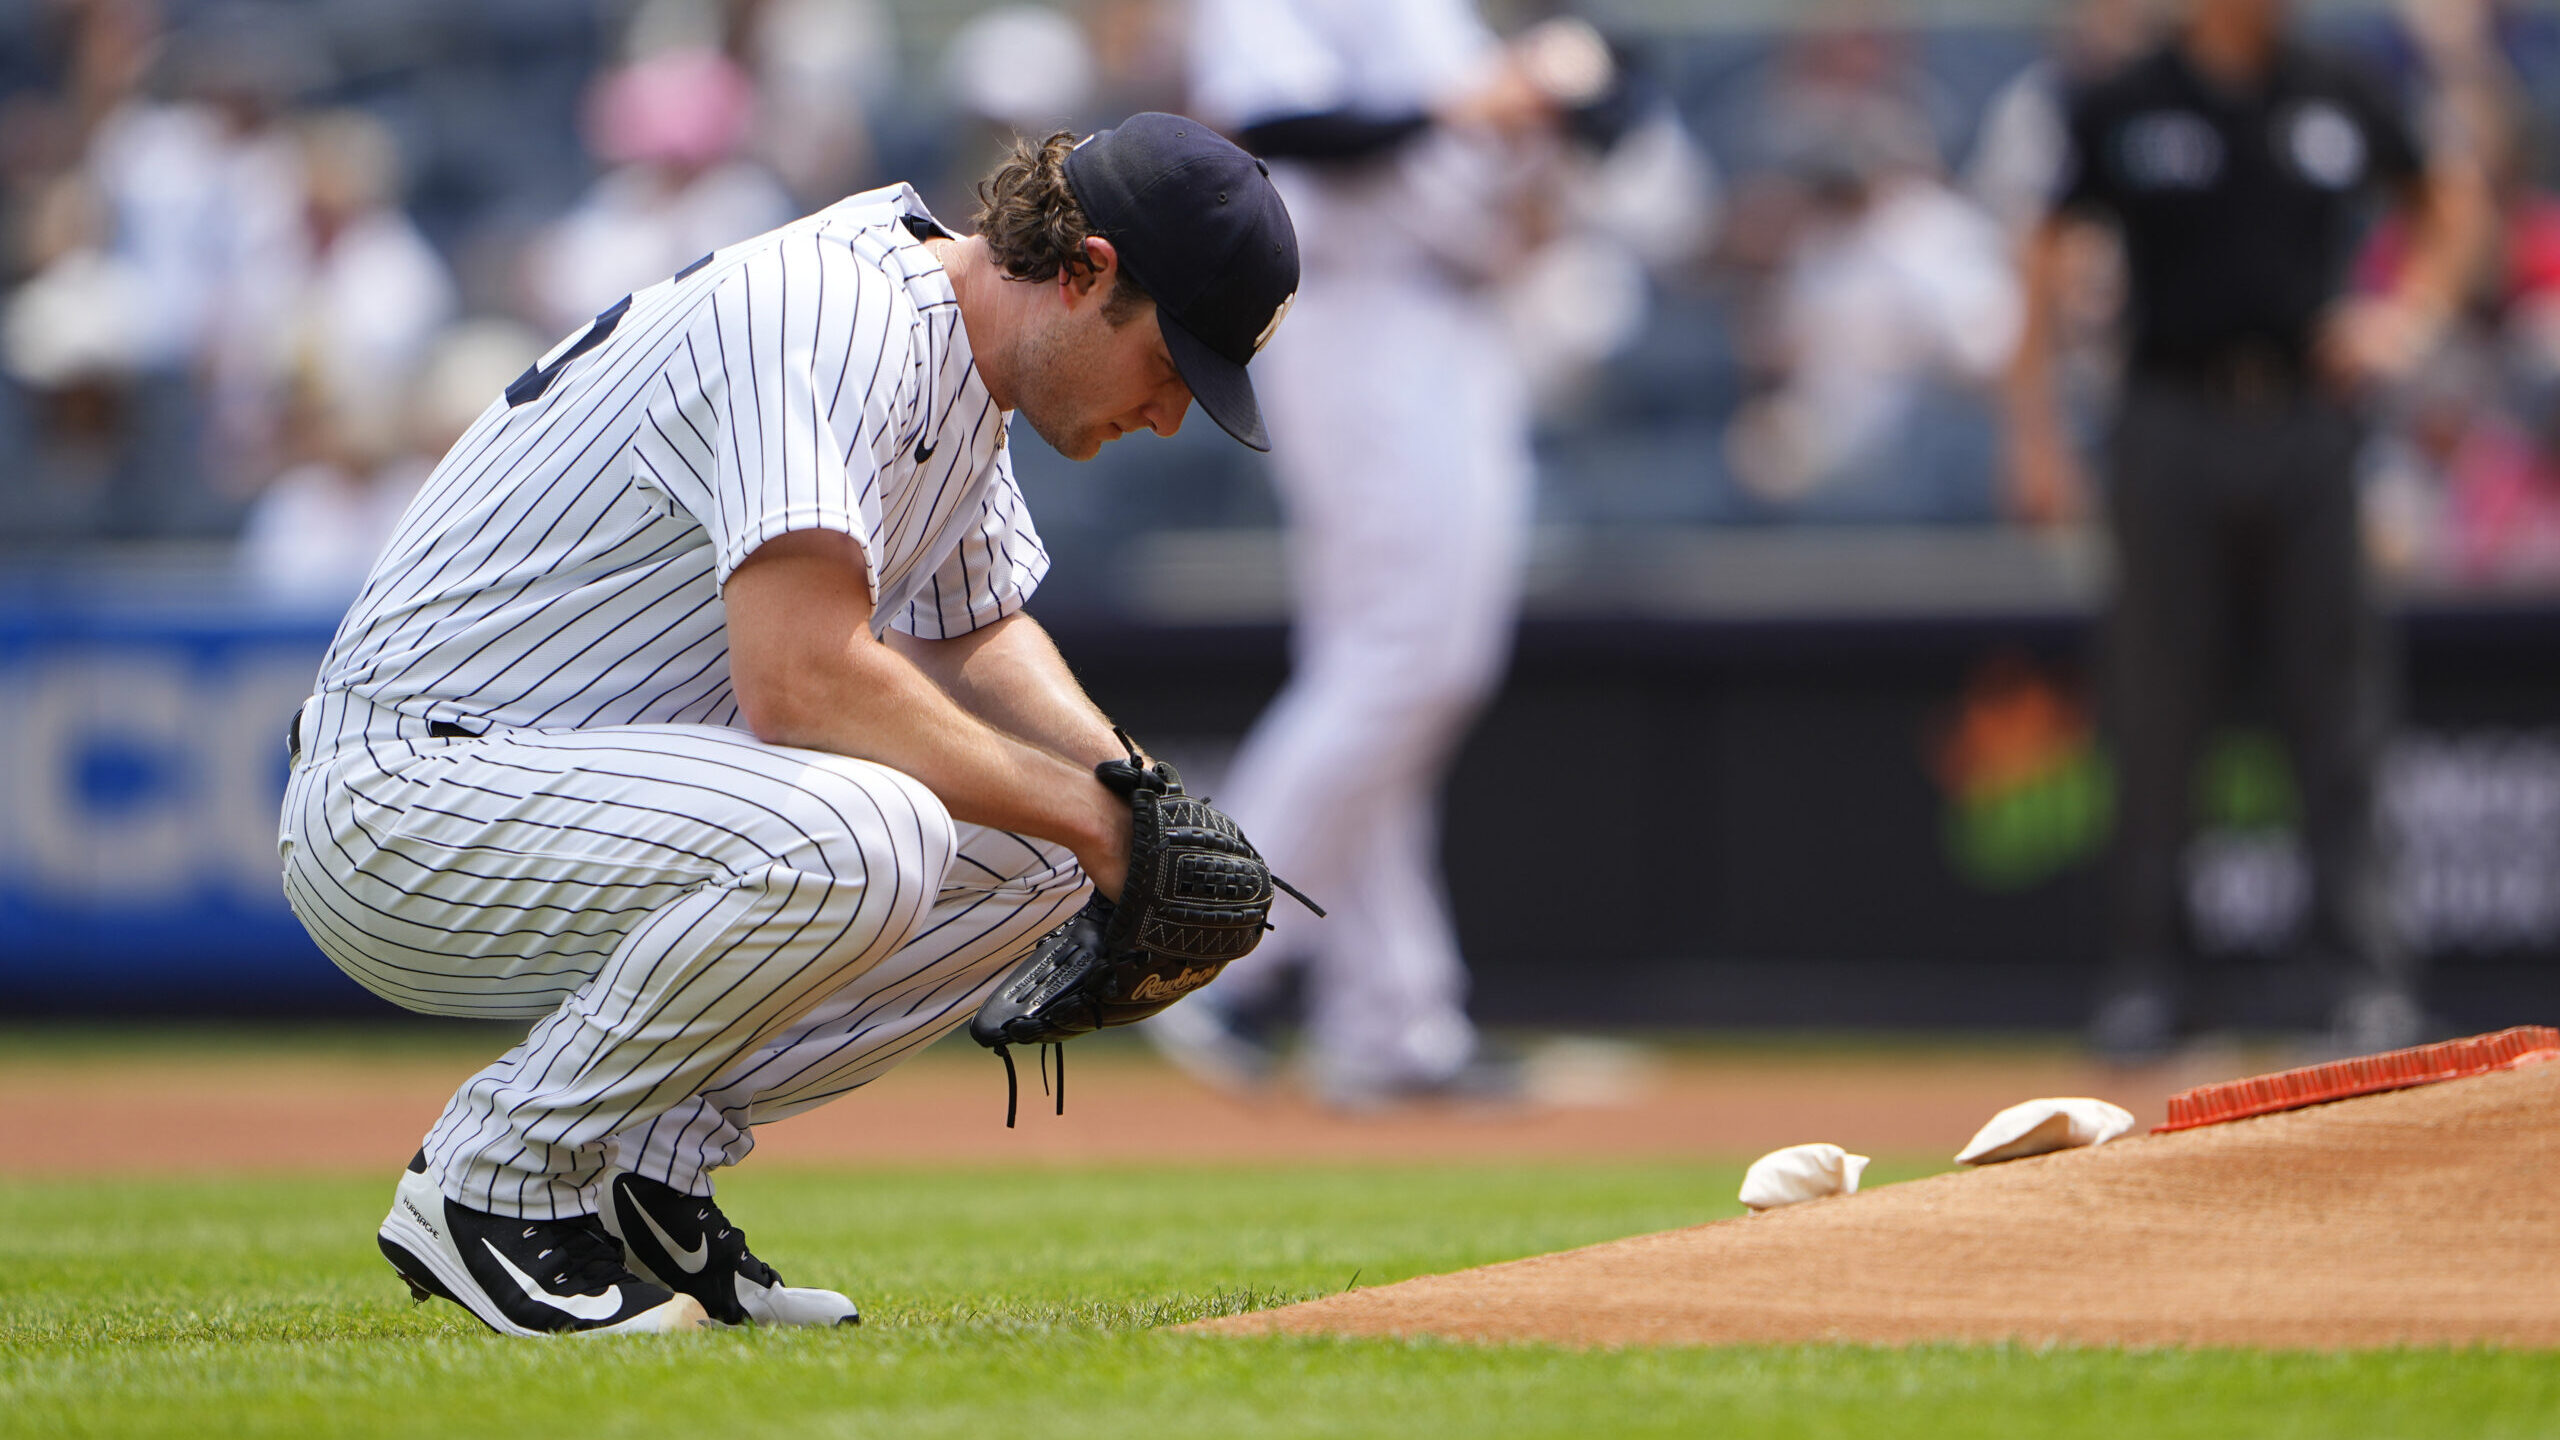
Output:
top-left (306, 183), bottom-right (1043, 754)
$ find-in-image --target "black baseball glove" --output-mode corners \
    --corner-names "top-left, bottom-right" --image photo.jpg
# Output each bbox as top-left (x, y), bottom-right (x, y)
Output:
top-left (970, 732), bottom-right (1317, 1123)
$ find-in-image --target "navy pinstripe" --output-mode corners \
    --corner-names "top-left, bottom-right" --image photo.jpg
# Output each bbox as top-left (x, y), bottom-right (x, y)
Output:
top-left (277, 187), bottom-right (1084, 1218)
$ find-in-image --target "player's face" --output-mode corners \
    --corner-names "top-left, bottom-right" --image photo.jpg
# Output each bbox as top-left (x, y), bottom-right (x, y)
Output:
top-left (1012, 284), bottom-right (1192, 462)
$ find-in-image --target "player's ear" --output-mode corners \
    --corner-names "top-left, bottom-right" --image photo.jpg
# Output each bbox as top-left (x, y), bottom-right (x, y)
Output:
top-left (1063, 237), bottom-right (1119, 305)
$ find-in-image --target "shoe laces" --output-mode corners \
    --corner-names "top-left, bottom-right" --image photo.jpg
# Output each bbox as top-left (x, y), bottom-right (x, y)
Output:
top-left (690, 1201), bottom-right (781, 1289)
top-left (524, 1215), bottom-right (637, 1296)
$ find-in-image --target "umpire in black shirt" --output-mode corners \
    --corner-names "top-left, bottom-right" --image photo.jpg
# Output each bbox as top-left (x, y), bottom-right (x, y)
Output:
top-left (2006, 0), bottom-right (2484, 1060)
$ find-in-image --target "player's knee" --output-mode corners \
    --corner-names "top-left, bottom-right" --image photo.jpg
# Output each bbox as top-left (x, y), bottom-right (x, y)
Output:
top-left (1324, 628), bottom-right (1505, 716)
top-left (783, 760), bottom-right (956, 903)
top-left (871, 769), bottom-right (958, 897)
top-left (1408, 631), bottom-right (1510, 707)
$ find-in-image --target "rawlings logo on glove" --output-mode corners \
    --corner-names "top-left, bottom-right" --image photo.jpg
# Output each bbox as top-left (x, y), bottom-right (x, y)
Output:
top-left (1129, 964), bottom-right (1222, 1004)
top-left (969, 731), bottom-right (1319, 1124)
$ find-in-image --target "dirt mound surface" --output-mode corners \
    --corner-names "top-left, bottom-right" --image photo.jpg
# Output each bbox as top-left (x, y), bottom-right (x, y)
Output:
top-left (1201, 1062), bottom-right (2560, 1349)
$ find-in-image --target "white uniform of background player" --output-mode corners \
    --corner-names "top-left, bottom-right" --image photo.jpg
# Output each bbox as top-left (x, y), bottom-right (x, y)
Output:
top-left (1178, 0), bottom-right (1547, 1101)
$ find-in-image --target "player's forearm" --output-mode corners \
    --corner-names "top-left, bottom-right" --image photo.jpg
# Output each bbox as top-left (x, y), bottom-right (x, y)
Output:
top-left (1238, 109), bottom-right (1431, 162)
top-left (2392, 161), bottom-right (2490, 330)
top-left (762, 645), bottom-right (1119, 865)
top-left (726, 534), bottom-right (1126, 887)
top-left (2003, 220), bottom-right (2074, 453)
top-left (2001, 217), bottom-right (2084, 525)
top-left (887, 614), bottom-right (1125, 769)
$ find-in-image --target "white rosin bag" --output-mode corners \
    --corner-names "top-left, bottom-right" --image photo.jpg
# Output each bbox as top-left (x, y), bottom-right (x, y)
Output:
top-left (1955, 1097), bottom-right (2136, 1165)
top-left (1739, 1143), bottom-right (1871, 1212)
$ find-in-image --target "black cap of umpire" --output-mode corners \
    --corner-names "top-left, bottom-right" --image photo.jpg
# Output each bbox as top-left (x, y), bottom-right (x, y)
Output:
top-left (1064, 113), bottom-right (1298, 452)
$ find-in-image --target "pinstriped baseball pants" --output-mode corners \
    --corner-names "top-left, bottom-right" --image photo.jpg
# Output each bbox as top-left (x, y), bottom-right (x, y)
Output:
top-left (279, 717), bottom-right (1087, 1219)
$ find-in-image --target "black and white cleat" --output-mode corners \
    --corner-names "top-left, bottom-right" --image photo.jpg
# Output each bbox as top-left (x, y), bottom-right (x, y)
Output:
top-left (376, 1152), bottom-right (706, 1336)
top-left (600, 1169), bottom-right (861, 1327)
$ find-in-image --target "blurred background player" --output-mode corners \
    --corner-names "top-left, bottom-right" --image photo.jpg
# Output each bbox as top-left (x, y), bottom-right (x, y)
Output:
top-left (2007, 0), bottom-right (2487, 1061)
top-left (1159, 0), bottom-right (1613, 1107)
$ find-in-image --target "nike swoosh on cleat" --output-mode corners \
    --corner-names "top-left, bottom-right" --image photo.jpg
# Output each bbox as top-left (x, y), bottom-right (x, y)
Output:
top-left (631, 1196), bottom-right (712, 1274)
top-left (481, 1239), bottom-right (625, 1322)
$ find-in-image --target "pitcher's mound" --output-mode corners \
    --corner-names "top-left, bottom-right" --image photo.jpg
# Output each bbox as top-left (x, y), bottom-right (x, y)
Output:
top-left (1199, 1060), bottom-right (2560, 1349)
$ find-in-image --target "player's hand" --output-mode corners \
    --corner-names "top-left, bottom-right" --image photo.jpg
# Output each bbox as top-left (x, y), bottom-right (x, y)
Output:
top-left (971, 747), bottom-right (1309, 1059)
top-left (1437, 57), bottom-right (1557, 135)
top-left (1437, 19), bottom-right (1612, 138)
top-left (1511, 17), bottom-right (1615, 110)
top-left (2316, 296), bottom-right (2437, 391)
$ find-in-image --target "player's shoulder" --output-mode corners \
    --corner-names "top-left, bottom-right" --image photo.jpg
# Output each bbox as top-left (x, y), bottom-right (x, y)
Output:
top-left (714, 184), bottom-right (951, 328)
top-left (814, 184), bottom-right (956, 285)
top-left (788, 184), bottom-right (962, 311)
top-left (2274, 39), bottom-right (2406, 116)
top-left (2062, 45), bottom-right (2180, 122)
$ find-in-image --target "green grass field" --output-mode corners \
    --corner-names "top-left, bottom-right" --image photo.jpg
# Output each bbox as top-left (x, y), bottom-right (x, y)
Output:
top-left (3, 1162), bottom-right (2553, 1439)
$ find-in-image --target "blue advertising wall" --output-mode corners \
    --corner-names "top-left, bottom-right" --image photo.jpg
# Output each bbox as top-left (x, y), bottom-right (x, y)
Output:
top-left (0, 595), bottom-right (370, 1013)
top-left (7, 581), bottom-right (2558, 1027)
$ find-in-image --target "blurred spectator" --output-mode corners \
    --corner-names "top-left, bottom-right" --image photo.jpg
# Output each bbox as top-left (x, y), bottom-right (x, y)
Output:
top-left (2355, 0), bottom-right (2560, 587)
top-left (2362, 339), bottom-right (2560, 583)
top-left (1710, 12), bottom-right (1959, 278)
top-left (945, 5), bottom-right (1096, 136)
top-left (212, 109), bottom-right (458, 489)
top-left (1704, 12), bottom-right (2015, 522)
top-left (2, 167), bottom-right (150, 509)
top-left (225, 103), bottom-right (463, 602)
top-left (1722, 11), bottom-right (1961, 192)
top-left (1089, 0), bottom-right (1190, 121)
top-left (1501, 86), bottom-right (1721, 418)
top-left (2, 0), bottom-right (322, 538)
top-left (932, 5), bottom-right (1098, 218)
top-left (1724, 125), bottom-right (2018, 518)
top-left (2007, 0), bottom-right (2488, 1059)
top-left (240, 317), bottom-right (541, 605)
top-left (523, 44), bottom-right (794, 333)
top-left (88, 2), bottom-right (317, 381)
top-left (5, 165), bottom-right (142, 390)
top-left (741, 0), bottom-right (893, 206)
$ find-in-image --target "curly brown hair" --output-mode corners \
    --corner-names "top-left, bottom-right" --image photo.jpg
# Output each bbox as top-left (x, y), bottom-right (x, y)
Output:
top-left (973, 131), bottom-right (1153, 327)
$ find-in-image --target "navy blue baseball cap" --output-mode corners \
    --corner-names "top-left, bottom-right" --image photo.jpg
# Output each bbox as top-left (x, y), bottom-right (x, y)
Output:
top-left (1064, 113), bottom-right (1299, 451)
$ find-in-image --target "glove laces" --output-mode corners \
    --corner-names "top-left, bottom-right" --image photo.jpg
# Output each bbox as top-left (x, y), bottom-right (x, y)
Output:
top-left (982, 728), bottom-right (1320, 1130)
top-left (993, 1041), bottom-right (1066, 1128)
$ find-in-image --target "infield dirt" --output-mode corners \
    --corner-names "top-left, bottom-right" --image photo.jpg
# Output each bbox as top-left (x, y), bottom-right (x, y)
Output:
top-left (0, 1030), bottom-right (2266, 1172)
top-left (1200, 1060), bottom-right (2560, 1349)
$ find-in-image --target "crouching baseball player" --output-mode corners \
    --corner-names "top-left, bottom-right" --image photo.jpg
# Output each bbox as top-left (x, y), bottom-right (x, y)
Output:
top-left (278, 115), bottom-right (1299, 1335)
